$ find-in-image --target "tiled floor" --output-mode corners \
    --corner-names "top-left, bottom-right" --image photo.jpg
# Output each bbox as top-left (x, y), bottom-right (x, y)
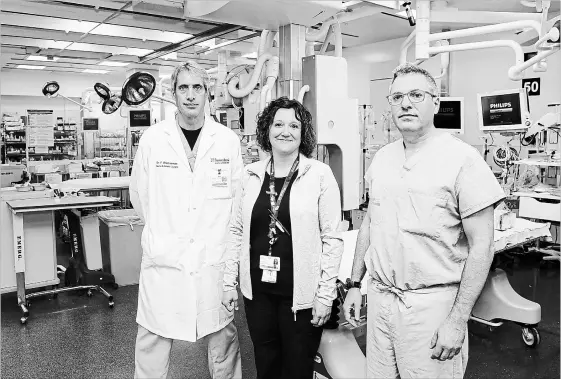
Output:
top-left (1, 250), bottom-right (558, 379)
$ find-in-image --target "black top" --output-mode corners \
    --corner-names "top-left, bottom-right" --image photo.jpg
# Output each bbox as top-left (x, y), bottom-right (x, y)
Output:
top-left (180, 127), bottom-right (202, 150)
top-left (250, 171), bottom-right (297, 297)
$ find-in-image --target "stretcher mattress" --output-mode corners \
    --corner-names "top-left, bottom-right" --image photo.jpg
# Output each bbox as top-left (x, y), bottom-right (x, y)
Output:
top-left (338, 218), bottom-right (552, 293)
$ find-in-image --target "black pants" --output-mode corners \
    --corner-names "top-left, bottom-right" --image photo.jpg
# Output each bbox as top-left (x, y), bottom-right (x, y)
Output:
top-left (244, 292), bottom-right (323, 379)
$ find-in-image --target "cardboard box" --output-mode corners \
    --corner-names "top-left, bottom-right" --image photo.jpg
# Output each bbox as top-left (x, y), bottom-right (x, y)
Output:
top-left (0, 164), bottom-right (25, 187)
top-left (44, 173), bottom-right (63, 184)
top-left (71, 172), bottom-right (93, 179)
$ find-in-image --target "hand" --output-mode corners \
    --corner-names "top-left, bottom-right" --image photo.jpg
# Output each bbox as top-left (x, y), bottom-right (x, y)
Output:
top-left (430, 318), bottom-right (466, 361)
top-left (311, 299), bottom-right (332, 327)
top-left (222, 290), bottom-right (239, 312)
top-left (542, 249), bottom-right (560, 261)
top-left (343, 288), bottom-right (362, 327)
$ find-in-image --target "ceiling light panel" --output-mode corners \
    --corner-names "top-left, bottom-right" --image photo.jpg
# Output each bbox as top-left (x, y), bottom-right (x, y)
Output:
top-left (1, 14), bottom-right (194, 43)
top-left (1, 36), bottom-right (71, 50)
top-left (26, 55), bottom-right (60, 61)
top-left (93, 24), bottom-right (193, 43)
top-left (17, 65), bottom-right (45, 70)
top-left (2, 14), bottom-right (96, 33)
top-left (83, 69), bottom-right (109, 74)
top-left (99, 61), bottom-right (130, 67)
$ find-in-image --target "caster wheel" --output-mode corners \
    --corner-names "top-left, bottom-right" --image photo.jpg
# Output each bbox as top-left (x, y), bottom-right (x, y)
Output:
top-left (111, 283), bottom-right (119, 290)
top-left (87, 290), bottom-right (93, 297)
top-left (522, 327), bottom-right (540, 347)
top-left (108, 301), bottom-right (115, 308)
top-left (20, 317), bottom-right (27, 325)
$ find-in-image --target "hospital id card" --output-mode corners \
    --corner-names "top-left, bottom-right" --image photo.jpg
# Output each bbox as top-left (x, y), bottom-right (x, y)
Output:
top-left (259, 255), bottom-right (280, 271)
top-left (262, 269), bottom-right (277, 283)
top-left (210, 167), bottom-right (230, 188)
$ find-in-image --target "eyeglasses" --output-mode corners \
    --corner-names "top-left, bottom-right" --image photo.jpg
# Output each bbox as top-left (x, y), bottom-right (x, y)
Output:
top-left (176, 84), bottom-right (205, 95)
top-left (386, 89), bottom-right (437, 106)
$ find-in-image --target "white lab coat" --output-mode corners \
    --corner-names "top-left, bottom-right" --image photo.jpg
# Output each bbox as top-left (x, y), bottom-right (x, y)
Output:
top-left (129, 116), bottom-right (243, 342)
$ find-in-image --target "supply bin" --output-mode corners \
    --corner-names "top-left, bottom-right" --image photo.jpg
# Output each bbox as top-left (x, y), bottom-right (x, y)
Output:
top-left (98, 209), bottom-right (144, 287)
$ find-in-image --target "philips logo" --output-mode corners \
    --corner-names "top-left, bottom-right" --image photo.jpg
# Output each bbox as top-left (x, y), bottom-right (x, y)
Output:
top-left (490, 102), bottom-right (511, 109)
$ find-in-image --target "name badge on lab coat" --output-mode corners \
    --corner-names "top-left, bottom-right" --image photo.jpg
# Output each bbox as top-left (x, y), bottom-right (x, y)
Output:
top-left (208, 158), bottom-right (231, 198)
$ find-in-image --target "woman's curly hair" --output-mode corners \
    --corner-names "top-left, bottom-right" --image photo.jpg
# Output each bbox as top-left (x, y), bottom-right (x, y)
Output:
top-left (255, 97), bottom-right (317, 158)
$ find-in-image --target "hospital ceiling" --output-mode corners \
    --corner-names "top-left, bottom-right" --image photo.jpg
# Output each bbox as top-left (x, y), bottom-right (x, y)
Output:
top-left (0, 0), bottom-right (559, 77)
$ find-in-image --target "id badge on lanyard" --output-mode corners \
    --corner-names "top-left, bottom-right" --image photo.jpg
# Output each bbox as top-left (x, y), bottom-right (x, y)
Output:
top-left (260, 156), bottom-right (298, 283)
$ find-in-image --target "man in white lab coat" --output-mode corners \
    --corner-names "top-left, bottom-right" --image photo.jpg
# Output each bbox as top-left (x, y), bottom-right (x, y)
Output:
top-left (130, 61), bottom-right (243, 379)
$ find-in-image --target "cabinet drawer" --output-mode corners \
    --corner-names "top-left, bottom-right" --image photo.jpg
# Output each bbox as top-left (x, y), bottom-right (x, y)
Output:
top-left (519, 196), bottom-right (560, 222)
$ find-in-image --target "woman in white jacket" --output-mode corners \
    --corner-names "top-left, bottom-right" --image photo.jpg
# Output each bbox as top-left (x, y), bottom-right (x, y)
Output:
top-left (222, 97), bottom-right (344, 379)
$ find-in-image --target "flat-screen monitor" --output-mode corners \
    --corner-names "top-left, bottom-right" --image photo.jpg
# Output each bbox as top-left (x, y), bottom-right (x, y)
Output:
top-left (129, 109), bottom-right (151, 128)
top-left (477, 88), bottom-right (530, 132)
top-left (434, 97), bottom-right (464, 135)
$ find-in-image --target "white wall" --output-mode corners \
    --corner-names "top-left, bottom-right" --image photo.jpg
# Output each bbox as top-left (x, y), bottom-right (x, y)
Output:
top-left (369, 32), bottom-right (561, 150)
top-left (343, 54), bottom-right (371, 106)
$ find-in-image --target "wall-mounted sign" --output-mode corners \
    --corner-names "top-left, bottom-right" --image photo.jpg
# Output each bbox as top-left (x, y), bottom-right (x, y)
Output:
top-left (27, 109), bottom-right (53, 127)
top-left (129, 110), bottom-right (151, 127)
top-left (83, 117), bottom-right (99, 131)
top-left (522, 77), bottom-right (541, 96)
top-left (28, 127), bottom-right (54, 147)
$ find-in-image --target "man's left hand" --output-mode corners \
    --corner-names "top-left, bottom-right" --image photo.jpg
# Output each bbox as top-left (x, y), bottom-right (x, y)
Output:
top-left (430, 317), bottom-right (466, 361)
top-left (311, 299), bottom-right (332, 327)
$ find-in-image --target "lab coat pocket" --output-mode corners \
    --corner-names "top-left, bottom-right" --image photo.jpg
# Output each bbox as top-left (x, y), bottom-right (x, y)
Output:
top-left (206, 243), bottom-right (227, 265)
top-left (399, 191), bottom-right (446, 239)
top-left (143, 233), bottom-right (185, 269)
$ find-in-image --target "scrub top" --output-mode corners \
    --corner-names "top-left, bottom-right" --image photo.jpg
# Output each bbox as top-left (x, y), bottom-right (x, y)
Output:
top-left (364, 132), bottom-right (505, 290)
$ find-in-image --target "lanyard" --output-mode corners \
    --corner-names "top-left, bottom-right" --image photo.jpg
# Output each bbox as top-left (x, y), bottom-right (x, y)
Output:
top-left (267, 156), bottom-right (299, 255)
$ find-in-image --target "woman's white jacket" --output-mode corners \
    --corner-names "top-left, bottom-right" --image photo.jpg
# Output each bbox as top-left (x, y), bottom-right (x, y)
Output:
top-left (223, 154), bottom-right (344, 314)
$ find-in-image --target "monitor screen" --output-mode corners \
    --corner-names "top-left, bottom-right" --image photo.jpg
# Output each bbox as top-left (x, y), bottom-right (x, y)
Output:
top-left (435, 98), bottom-right (463, 132)
top-left (480, 92), bottom-right (522, 127)
top-left (129, 109), bottom-right (151, 127)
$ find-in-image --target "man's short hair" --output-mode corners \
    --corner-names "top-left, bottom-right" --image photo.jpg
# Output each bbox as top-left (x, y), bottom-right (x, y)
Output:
top-left (390, 63), bottom-right (438, 96)
top-left (171, 60), bottom-right (210, 95)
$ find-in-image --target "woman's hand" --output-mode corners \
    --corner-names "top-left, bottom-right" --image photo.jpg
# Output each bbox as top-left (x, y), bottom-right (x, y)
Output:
top-left (222, 290), bottom-right (239, 312)
top-left (311, 299), bottom-right (332, 327)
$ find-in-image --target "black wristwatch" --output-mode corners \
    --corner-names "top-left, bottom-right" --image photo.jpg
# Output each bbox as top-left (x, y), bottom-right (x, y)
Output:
top-left (348, 281), bottom-right (362, 289)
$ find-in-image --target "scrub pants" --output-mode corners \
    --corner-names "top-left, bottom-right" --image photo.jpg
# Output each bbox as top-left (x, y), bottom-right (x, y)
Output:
top-left (367, 278), bottom-right (469, 379)
top-left (134, 322), bottom-right (242, 379)
top-left (244, 292), bottom-right (324, 379)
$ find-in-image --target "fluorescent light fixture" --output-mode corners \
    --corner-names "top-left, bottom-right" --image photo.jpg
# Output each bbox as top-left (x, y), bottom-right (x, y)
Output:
top-left (99, 61), bottom-right (130, 67)
top-left (26, 55), bottom-right (59, 62)
top-left (161, 52), bottom-right (178, 60)
top-left (203, 40), bottom-right (239, 54)
top-left (17, 65), bottom-right (46, 70)
top-left (122, 47), bottom-right (154, 56)
top-left (242, 52), bottom-right (258, 59)
top-left (83, 69), bottom-right (109, 74)
top-left (196, 39), bottom-right (216, 48)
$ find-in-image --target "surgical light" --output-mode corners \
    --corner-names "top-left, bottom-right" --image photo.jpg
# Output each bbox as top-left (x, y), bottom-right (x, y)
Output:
top-left (41, 81), bottom-right (92, 111)
top-left (94, 82), bottom-right (111, 101)
top-left (102, 93), bottom-right (123, 115)
top-left (122, 72), bottom-right (157, 106)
